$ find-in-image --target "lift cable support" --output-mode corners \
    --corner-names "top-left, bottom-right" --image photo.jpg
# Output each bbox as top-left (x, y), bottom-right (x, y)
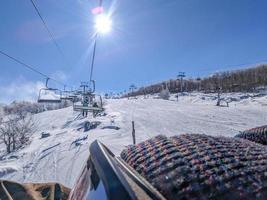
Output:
top-left (177, 72), bottom-right (186, 93)
top-left (176, 72), bottom-right (186, 101)
top-left (89, 36), bottom-right (98, 88)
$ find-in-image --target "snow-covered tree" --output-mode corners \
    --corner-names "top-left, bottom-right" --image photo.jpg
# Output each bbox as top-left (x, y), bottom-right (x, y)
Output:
top-left (159, 88), bottom-right (170, 100)
top-left (0, 115), bottom-right (35, 153)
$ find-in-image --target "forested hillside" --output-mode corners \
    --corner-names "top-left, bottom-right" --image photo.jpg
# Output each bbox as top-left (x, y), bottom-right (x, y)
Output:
top-left (128, 64), bottom-right (267, 96)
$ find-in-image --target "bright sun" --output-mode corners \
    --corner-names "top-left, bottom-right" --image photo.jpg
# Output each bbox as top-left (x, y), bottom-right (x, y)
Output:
top-left (94, 14), bottom-right (112, 34)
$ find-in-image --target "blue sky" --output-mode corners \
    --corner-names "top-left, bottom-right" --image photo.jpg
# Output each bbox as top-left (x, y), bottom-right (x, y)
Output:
top-left (1, 0), bottom-right (267, 102)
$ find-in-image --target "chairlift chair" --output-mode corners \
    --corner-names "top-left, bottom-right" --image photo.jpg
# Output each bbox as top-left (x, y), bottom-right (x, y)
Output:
top-left (60, 90), bottom-right (76, 101)
top-left (73, 81), bottom-right (104, 115)
top-left (37, 78), bottom-right (62, 103)
top-left (69, 95), bottom-right (78, 98)
top-left (38, 88), bottom-right (62, 103)
top-left (73, 94), bottom-right (103, 112)
top-left (74, 90), bottom-right (83, 96)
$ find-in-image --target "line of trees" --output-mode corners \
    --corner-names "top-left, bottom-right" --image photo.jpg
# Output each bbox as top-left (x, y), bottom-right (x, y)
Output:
top-left (126, 64), bottom-right (267, 97)
top-left (4, 101), bottom-right (72, 115)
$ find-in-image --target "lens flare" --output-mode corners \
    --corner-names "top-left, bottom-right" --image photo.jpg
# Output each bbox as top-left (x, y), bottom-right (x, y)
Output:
top-left (94, 14), bottom-right (112, 34)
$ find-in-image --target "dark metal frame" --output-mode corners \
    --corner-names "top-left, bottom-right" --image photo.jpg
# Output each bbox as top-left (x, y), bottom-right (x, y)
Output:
top-left (69, 140), bottom-right (165, 200)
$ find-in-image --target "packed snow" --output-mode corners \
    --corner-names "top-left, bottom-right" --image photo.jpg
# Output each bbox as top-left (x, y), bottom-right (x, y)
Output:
top-left (0, 92), bottom-right (266, 188)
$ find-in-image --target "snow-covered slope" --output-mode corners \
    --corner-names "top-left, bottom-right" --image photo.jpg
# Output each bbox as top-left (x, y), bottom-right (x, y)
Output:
top-left (0, 93), bottom-right (266, 188)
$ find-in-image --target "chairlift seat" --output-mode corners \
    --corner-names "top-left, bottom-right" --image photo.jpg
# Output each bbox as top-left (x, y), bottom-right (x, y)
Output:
top-left (38, 88), bottom-right (62, 103)
top-left (73, 105), bottom-right (103, 112)
top-left (60, 96), bottom-right (74, 100)
top-left (69, 95), bottom-right (78, 98)
top-left (38, 99), bottom-right (62, 103)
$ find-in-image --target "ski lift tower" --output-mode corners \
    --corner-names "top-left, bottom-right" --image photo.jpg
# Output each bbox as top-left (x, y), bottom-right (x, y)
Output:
top-left (129, 84), bottom-right (137, 98)
top-left (177, 72), bottom-right (186, 101)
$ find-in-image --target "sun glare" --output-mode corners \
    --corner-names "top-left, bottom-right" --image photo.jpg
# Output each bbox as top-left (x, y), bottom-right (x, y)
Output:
top-left (94, 14), bottom-right (112, 34)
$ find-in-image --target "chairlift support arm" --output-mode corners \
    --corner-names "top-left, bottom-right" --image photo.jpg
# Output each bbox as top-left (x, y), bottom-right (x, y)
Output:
top-left (91, 80), bottom-right (95, 93)
top-left (45, 77), bottom-right (50, 88)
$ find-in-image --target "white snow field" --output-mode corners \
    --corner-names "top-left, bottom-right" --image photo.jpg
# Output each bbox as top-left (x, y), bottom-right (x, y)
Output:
top-left (0, 92), bottom-right (266, 188)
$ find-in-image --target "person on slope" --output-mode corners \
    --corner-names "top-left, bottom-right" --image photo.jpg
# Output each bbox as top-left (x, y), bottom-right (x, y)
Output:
top-left (82, 96), bottom-right (89, 117)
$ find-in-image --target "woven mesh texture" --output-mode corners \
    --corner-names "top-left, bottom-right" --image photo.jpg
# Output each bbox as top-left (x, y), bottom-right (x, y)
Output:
top-left (121, 134), bottom-right (267, 200)
top-left (235, 125), bottom-right (267, 145)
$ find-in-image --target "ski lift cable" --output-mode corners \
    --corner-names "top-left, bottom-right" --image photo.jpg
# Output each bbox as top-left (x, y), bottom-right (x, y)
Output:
top-left (29, 0), bottom-right (69, 68)
top-left (0, 49), bottom-right (68, 87)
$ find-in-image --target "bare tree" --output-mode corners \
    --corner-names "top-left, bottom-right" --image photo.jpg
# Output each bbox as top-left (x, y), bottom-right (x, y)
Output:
top-left (0, 120), bottom-right (14, 153)
top-left (0, 114), bottom-right (35, 154)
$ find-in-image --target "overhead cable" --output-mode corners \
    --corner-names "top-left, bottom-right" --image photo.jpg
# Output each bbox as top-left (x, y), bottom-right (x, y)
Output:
top-left (29, 0), bottom-right (68, 66)
top-left (0, 49), bottom-right (67, 87)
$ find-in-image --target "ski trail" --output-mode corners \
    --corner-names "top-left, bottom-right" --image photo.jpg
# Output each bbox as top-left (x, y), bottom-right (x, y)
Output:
top-left (65, 141), bottom-right (83, 185)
